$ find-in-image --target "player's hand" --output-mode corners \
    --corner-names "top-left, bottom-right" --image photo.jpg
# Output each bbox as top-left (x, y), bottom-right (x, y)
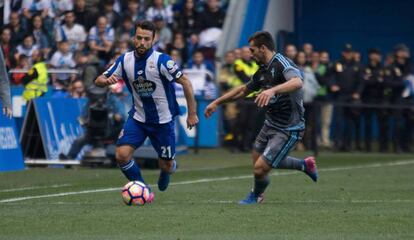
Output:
top-left (204, 102), bottom-right (218, 118)
top-left (255, 88), bottom-right (274, 107)
top-left (105, 75), bottom-right (120, 86)
top-left (187, 113), bottom-right (199, 130)
top-left (2, 107), bottom-right (12, 118)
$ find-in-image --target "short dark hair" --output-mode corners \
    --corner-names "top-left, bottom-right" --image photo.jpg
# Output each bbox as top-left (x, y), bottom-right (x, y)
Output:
top-left (135, 20), bottom-right (156, 38)
top-left (248, 31), bottom-right (275, 51)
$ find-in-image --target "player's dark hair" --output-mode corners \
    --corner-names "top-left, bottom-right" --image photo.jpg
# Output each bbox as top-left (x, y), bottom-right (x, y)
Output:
top-left (135, 20), bottom-right (156, 38)
top-left (248, 31), bottom-right (275, 51)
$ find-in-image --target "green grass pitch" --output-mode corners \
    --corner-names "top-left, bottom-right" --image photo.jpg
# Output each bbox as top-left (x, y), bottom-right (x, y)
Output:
top-left (0, 149), bottom-right (414, 240)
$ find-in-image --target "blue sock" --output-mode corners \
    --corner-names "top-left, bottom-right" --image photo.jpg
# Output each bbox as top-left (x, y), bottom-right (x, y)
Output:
top-left (119, 159), bottom-right (145, 183)
top-left (253, 175), bottom-right (270, 197)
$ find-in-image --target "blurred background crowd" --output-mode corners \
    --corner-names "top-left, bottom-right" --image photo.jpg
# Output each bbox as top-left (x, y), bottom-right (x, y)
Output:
top-left (1, 0), bottom-right (413, 155)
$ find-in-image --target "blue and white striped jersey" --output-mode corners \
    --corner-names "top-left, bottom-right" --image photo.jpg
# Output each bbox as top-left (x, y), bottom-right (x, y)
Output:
top-left (103, 48), bottom-right (183, 124)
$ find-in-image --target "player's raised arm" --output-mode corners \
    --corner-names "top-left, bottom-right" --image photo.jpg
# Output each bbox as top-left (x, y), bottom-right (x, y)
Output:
top-left (204, 84), bottom-right (251, 118)
top-left (176, 74), bottom-right (199, 129)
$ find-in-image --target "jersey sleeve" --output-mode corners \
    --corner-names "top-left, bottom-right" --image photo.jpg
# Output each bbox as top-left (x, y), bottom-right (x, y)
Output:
top-left (159, 54), bottom-right (183, 82)
top-left (103, 54), bottom-right (124, 78)
top-left (275, 54), bottom-right (303, 80)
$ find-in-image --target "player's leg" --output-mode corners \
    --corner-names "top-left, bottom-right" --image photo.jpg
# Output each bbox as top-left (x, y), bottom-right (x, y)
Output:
top-left (116, 117), bottom-right (147, 183)
top-left (274, 131), bottom-right (318, 182)
top-left (148, 121), bottom-right (177, 191)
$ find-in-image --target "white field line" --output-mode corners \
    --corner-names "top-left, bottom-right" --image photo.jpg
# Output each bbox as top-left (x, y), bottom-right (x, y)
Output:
top-left (0, 159), bottom-right (413, 204)
top-left (0, 184), bottom-right (72, 193)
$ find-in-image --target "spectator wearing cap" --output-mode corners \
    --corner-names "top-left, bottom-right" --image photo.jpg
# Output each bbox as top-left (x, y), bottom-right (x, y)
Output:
top-left (360, 48), bottom-right (388, 152)
top-left (153, 14), bottom-right (172, 52)
top-left (146, 0), bottom-right (174, 25)
top-left (329, 43), bottom-right (363, 151)
top-left (384, 44), bottom-right (413, 152)
top-left (55, 10), bottom-right (87, 54)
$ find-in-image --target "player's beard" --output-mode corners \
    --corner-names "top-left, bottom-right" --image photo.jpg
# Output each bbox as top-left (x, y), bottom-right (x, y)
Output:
top-left (135, 46), bottom-right (149, 57)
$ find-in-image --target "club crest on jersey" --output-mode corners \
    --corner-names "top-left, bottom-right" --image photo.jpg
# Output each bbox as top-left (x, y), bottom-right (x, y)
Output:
top-left (133, 76), bottom-right (157, 97)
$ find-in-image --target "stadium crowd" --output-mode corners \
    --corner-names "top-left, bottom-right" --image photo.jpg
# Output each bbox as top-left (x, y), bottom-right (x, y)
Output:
top-left (1, 0), bottom-right (413, 155)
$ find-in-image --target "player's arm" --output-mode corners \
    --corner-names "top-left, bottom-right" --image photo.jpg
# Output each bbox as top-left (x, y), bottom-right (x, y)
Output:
top-left (95, 55), bottom-right (124, 87)
top-left (204, 84), bottom-right (251, 118)
top-left (176, 74), bottom-right (199, 129)
top-left (95, 74), bottom-right (119, 87)
top-left (255, 76), bottom-right (303, 107)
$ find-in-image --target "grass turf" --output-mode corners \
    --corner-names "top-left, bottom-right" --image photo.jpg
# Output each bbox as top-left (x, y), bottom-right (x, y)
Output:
top-left (0, 149), bottom-right (413, 240)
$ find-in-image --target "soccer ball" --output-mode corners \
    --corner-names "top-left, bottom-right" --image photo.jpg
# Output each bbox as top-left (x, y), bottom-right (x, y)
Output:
top-left (121, 181), bottom-right (152, 206)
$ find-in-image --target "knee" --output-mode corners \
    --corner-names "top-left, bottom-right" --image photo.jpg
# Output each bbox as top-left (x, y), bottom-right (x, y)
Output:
top-left (115, 149), bottom-right (132, 164)
top-left (253, 166), bottom-right (266, 178)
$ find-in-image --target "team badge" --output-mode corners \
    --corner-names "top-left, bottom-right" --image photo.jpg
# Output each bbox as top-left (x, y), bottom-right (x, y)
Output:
top-left (133, 76), bottom-right (157, 97)
top-left (167, 60), bottom-right (175, 69)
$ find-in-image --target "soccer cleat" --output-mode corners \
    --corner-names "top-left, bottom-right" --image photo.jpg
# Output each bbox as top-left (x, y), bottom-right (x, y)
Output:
top-left (146, 186), bottom-right (155, 204)
top-left (238, 191), bottom-right (264, 205)
top-left (157, 161), bottom-right (177, 191)
top-left (304, 156), bottom-right (318, 182)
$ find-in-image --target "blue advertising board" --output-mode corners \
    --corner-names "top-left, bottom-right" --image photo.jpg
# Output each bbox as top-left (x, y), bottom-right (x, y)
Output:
top-left (0, 102), bottom-right (25, 172)
top-left (31, 98), bottom-right (85, 160)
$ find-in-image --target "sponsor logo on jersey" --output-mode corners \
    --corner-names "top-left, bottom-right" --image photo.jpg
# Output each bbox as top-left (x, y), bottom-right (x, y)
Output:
top-left (133, 76), bottom-right (157, 97)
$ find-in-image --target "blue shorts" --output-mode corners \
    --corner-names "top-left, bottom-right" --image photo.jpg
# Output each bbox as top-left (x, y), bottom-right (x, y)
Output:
top-left (117, 117), bottom-right (176, 160)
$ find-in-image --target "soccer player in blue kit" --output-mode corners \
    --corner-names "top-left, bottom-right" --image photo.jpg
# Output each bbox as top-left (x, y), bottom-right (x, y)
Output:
top-left (205, 31), bottom-right (318, 204)
top-left (95, 21), bottom-right (199, 202)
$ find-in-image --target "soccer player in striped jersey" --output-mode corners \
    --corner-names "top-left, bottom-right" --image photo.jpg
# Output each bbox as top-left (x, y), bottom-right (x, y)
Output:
top-left (205, 31), bottom-right (318, 204)
top-left (95, 21), bottom-right (199, 201)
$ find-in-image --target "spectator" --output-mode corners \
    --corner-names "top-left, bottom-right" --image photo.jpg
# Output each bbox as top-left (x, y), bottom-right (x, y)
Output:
top-left (329, 44), bottom-right (363, 151)
top-left (360, 48), bottom-right (387, 152)
top-left (233, 46), bottom-right (258, 84)
top-left (74, 51), bottom-right (100, 88)
top-left (115, 15), bottom-right (135, 45)
top-left (15, 34), bottom-right (39, 65)
top-left (284, 43), bottom-right (297, 60)
top-left (6, 11), bottom-right (26, 45)
top-left (233, 48), bottom-right (241, 60)
top-left (174, 0), bottom-right (199, 38)
top-left (101, 0), bottom-right (121, 29)
top-left (0, 27), bottom-right (17, 70)
top-left (11, 54), bottom-right (30, 85)
top-left (353, 50), bottom-right (362, 64)
top-left (52, 0), bottom-right (74, 17)
top-left (302, 42), bottom-right (313, 64)
top-left (186, 33), bottom-right (199, 62)
top-left (124, 0), bottom-right (146, 23)
top-left (188, 49), bottom-right (217, 99)
top-left (21, 49), bottom-right (48, 101)
top-left (384, 44), bottom-right (413, 152)
top-left (69, 79), bottom-right (86, 98)
top-left (55, 10), bottom-right (87, 54)
top-left (295, 51), bottom-right (320, 150)
top-left (29, 14), bottom-right (51, 59)
top-left (88, 15), bottom-right (115, 63)
top-left (21, 0), bottom-right (54, 36)
top-left (197, 0), bottom-right (225, 32)
top-left (73, 0), bottom-right (97, 31)
top-left (153, 15), bottom-right (172, 52)
top-left (146, 0), bottom-right (174, 25)
top-left (314, 50), bottom-right (334, 148)
top-left (166, 32), bottom-right (188, 65)
top-left (49, 40), bottom-right (76, 85)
